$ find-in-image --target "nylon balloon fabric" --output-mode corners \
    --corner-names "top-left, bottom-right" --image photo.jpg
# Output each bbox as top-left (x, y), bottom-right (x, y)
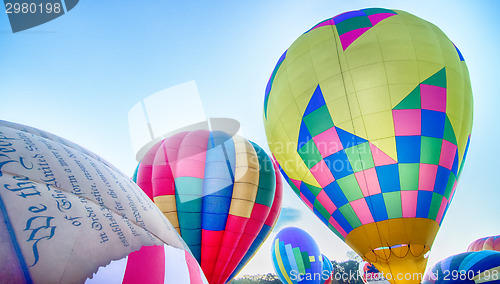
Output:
top-left (468, 235), bottom-right (500, 252)
top-left (321, 254), bottom-right (333, 284)
top-left (88, 245), bottom-right (209, 284)
top-left (263, 8), bottom-right (472, 283)
top-left (272, 227), bottom-right (323, 284)
top-left (422, 251), bottom-right (500, 283)
top-left (135, 130), bottom-right (282, 284)
top-left (0, 120), bottom-right (198, 283)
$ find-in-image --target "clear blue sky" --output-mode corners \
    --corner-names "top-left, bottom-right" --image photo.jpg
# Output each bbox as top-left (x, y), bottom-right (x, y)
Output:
top-left (1, 0), bottom-right (499, 277)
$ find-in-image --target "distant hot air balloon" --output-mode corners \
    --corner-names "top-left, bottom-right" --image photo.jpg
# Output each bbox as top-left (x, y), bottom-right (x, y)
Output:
top-left (263, 8), bottom-right (472, 284)
top-left (271, 227), bottom-right (323, 284)
top-left (468, 235), bottom-right (500, 252)
top-left (422, 251), bottom-right (500, 284)
top-left (0, 120), bottom-right (204, 283)
top-left (321, 254), bottom-right (333, 284)
top-left (359, 261), bottom-right (389, 284)
top-left (135, 130), bottom-right (282, 284)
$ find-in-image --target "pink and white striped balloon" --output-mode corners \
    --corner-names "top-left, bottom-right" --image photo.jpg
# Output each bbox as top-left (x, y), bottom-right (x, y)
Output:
top-left (87, 245), bottom-right (208, 284)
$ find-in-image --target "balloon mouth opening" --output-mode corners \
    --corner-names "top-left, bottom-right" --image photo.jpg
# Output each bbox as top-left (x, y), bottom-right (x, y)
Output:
top-left (369, 243), bottom-right (429, 261)
top-left (373, 244), bottom-right (408, 250)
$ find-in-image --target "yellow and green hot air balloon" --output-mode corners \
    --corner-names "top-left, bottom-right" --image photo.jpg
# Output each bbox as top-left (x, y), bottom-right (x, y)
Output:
top-left (263, 8), bottom-right (472, 284)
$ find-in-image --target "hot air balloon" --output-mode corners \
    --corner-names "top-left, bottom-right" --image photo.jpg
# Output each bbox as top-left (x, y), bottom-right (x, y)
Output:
top-left (321, 254), bottom-right (333, 284)
top-left (422, 251), bottom-right (500, 283)
top-left (263, 8), bottom-right (472, 284)
top-left (135, 130), bottom-right (282, 284)
top-left (468, 235), bottom-right (500, 252)
top-left (0, 120), bottom-right (204, 283)
top-left (271, 227), bottom-right (323, 284)
top-left (359, 261), bottom-right (389, 284)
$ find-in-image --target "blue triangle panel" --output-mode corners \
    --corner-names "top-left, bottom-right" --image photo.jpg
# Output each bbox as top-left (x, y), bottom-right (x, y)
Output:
top-left (297, 120), bottom-right (313, 151)
top-left (335, 127), bottom-right (367, 149)
top-left (300, 182), bottom-right (316, 205)
top-left (451, 150), bottom-right (459, 177)
top-left (303, 85), bottom-right (327, 117)
top-left (454, 44), bottom-right (465, 61)
top-left (278, 163), bottom-right (290, 182)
